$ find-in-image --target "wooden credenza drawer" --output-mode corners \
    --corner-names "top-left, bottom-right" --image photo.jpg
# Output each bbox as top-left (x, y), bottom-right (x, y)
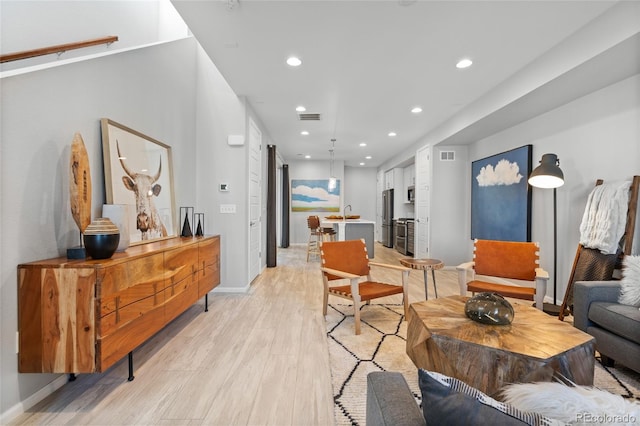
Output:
top-left (198, 235), bottom-right (220, 298)
top-left (18, 235), bottom-right (220, 374)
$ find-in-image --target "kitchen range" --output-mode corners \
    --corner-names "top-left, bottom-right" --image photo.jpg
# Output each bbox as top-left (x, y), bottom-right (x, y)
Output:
top-left (394, 218), bottom-right (414, 255)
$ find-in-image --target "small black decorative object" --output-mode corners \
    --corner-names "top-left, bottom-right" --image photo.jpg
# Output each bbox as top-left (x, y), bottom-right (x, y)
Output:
top-left (180, 207), bottom-right (194, 237)
top-left (194, 213), bottom-right (204, 237)
top-left (465, 292), bottom-right (514, 325)
top-left (83, 218), bottom-right (120, 259)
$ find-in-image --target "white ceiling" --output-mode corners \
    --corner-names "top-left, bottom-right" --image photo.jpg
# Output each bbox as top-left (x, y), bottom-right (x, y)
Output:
top-left (172, 0), bottom-right (617, 167)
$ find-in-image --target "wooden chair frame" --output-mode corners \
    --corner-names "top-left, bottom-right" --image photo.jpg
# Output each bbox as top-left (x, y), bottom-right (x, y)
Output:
top-left (320, 239), bottom-right (410, 334)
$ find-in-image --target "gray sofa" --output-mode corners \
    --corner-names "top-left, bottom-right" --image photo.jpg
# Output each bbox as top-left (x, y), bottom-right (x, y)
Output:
top-left (366, 372), bottom-right (425, 426)
top-left (573, 280), bottom-right (640, 374)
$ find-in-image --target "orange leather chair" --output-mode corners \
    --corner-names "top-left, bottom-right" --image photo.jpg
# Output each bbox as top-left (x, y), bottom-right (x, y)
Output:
top-left (457, 239), bottom-right (549, 310)
top-left (320, 239), bottom-right (410, 334)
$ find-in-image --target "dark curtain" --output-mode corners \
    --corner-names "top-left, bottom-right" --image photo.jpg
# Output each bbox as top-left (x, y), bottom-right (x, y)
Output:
top-left (281, 164), bottom-right (290, 248)
top-left (266, 145), bottom-right (277, 267)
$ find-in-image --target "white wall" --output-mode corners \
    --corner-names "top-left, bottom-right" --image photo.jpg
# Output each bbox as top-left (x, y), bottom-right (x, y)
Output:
top-left (194, 44), bottom-right (248, 291)
top-left (283, 162), bottom-right (377, 246)
top-left (430, 145), bottom-right (469, 266)
top-left (468, 74), bottom-right (640, 304)
top-left (344, 166), bottom-right (378, 222)
top-left (287, 159), bottom-right (344, 244)
top-left (0, 1), bottom-right (188, 73)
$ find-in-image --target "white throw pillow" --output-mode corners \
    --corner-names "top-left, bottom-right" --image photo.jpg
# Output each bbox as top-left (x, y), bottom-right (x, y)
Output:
top-left (618, 255), bottom-right (640, 308)
top-left (501, 382), bottom-right (640, 425)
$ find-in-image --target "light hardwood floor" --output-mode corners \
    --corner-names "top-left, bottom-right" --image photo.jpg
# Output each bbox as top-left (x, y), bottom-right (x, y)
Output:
top-left (12, 242), bottom-right (463, 425)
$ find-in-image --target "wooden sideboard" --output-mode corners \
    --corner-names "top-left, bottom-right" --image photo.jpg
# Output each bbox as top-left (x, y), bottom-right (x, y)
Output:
top-left (18, 235), bottom-right (220, 376)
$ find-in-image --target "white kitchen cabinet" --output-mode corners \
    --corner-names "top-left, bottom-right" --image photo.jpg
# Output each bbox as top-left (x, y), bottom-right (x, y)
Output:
top-left (403, 164), bottom-right (415, 202)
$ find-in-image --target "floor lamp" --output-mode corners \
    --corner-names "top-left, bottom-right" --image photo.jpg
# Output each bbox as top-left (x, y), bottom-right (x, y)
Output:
top-left (528, 153), bottom-right (564, 314)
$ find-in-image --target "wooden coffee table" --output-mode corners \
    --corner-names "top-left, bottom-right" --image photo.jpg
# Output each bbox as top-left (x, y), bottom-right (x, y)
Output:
top-left (406, 296), bottom-right (595, 397)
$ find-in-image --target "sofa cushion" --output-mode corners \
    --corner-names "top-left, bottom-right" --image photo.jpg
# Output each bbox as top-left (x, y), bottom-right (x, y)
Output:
top-left (588, 302), bottom-right (640, 344)
top-left (418, 369), bottom-right (560, 426)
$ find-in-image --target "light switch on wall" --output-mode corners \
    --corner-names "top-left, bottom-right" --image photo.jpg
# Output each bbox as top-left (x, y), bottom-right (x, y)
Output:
top-left (220, 204), bottom-right (236, 214)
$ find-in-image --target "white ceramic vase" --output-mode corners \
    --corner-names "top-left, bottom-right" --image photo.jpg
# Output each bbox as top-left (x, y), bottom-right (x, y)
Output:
top-left (102, 204), bottom-right (131, 252)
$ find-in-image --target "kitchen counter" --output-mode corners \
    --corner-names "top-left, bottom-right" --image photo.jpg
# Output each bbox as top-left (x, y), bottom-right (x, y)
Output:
top-left (321, 219), bottom-right (376, 257)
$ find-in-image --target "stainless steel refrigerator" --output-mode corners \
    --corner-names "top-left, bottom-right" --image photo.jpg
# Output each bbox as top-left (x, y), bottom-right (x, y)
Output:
top-left (381, 189), bottom-right (394, 247)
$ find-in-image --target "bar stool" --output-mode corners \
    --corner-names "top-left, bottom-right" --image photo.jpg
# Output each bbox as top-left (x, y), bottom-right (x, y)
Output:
top-left (307, 216), bottom-right (322, 261)
top-left (307, 216), bottom-right (335, 261)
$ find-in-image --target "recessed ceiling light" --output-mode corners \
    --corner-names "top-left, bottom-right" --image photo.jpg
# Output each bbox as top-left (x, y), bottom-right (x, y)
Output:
top-left (411, 106), bottom-right (423, 114)
top-left (287, 56), bottom-right (302, 67)
top-left (456, 58), bottom-right (473, 69)
top-left (359, 143), bottom-right (367, 147)
top-left (301, 131), bottom-right (309, 136)
top-left (365, 156), bottom-right (372, 160)
top-left (388, 132), bottom-right (397, 137)
top-left (304, 155), bottom-right (311, 159)
top-left (359, 162), bottom-right (365, 166)
top-left (296, 105), bottom-right (306, 112)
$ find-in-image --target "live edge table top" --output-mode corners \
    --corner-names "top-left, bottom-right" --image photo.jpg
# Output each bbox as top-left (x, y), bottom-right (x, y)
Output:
top-left (406, 296), bottom-right (595, 397)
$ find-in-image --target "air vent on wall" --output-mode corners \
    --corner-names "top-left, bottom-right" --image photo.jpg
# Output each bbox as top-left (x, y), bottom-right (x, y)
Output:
top-left (298, 113), bottom-right (322, 121)
top-left (440, 150), bottom-right (455, 161)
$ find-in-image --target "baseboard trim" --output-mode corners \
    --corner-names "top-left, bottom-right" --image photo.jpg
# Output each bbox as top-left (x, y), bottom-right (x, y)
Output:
top-left (212, 284), bottom-right (250, 294)
top-left (1, 374), bottom-right (68, 424)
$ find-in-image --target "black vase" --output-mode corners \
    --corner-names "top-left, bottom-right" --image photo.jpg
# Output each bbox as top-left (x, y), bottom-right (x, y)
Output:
top-left (83, 218), bottom-right (120, 259)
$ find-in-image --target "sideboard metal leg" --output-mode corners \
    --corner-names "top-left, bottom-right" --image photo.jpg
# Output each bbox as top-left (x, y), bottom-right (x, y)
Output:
top-left (68, 373), bottom-right (76, 382)
top-left (205, 294), bottom-right (209, 312)
top-left (128, 351), bottom-right (135, 381)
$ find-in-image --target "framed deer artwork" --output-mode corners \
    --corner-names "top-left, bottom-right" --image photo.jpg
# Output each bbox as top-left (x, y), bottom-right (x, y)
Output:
top-left (101, 118), bottom-right (177, 245)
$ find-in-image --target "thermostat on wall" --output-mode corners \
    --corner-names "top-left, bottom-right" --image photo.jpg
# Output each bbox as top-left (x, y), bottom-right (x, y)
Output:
top-left (219, 183), bottom-right (230, 192)
top-left (227, 135), bottom-right (245, 146)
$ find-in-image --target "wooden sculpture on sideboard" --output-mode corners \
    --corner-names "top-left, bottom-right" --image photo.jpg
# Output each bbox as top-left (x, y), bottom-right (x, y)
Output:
top-left (67, 133), bottom-right (92, 259)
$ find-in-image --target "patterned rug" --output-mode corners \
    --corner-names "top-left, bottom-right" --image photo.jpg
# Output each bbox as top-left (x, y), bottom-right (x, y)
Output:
top-left (326, 303), bottom-right (640, 426)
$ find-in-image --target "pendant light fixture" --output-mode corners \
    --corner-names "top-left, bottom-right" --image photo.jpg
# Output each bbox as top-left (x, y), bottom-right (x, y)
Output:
top-left (328, 138), bottom-right (337, 191)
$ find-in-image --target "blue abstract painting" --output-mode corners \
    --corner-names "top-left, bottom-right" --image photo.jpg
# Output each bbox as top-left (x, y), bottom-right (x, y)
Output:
top-left (471, 145), bottom-right (532, 242)
top-left (291, 179), bottom-right (340, 212)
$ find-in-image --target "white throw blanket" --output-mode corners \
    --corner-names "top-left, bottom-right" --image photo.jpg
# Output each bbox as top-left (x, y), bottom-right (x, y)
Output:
top-left (579, 181), bottom-right (631, 254)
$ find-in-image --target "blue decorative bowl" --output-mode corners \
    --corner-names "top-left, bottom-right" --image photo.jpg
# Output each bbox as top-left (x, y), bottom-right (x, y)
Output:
top-left (464, 292), bottom-right (514, 325)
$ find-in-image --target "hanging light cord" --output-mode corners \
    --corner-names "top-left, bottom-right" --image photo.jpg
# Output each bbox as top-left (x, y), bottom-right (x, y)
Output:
top-left (329, 138), bottom-right (336, 177)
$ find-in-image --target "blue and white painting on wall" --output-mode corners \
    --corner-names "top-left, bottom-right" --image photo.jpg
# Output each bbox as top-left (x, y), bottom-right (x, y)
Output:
top-left (291, 179), bottom-right (340, 212)
top-left (471, 145), bottom-right (532, 242)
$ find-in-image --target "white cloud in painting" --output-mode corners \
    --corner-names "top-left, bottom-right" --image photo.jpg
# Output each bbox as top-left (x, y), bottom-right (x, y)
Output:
top-left (292, 184), bottom-right (340, 208)
top-left (476, 159), bottom-right (523, 187)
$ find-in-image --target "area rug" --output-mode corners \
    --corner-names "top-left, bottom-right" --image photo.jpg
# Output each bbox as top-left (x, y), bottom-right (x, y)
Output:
top-left (326, 303), bottom-right (640, 426)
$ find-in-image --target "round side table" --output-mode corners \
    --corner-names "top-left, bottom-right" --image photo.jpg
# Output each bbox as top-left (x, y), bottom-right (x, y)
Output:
top-left (399, 258), bottom-right (444, 300)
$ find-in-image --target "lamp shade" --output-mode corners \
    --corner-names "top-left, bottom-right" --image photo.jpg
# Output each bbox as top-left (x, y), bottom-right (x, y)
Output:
top-left (528, 153), bottom-right (564, 189)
